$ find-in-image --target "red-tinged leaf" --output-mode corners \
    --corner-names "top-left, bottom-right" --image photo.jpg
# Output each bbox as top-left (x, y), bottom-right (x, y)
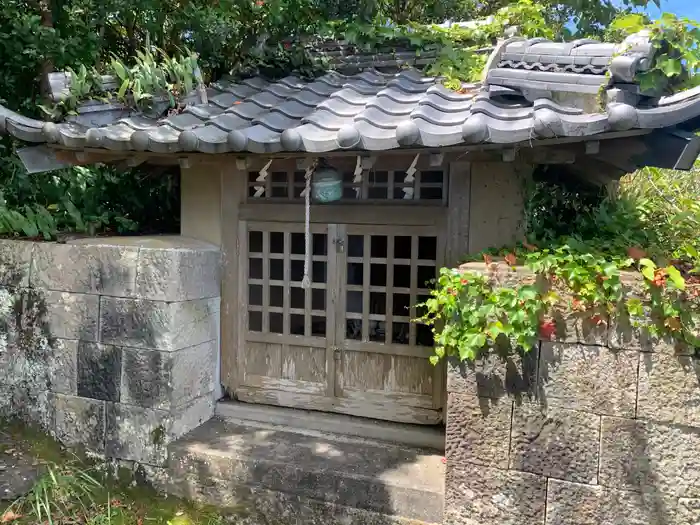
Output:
top-left (523, 241), bottom-right (538, 252)
top-left (482, 253), bottom-right (493, 265)
top-left (504, 253), bottom-right (517, 266)
top-left (539, 319), bottom-right (556, 340)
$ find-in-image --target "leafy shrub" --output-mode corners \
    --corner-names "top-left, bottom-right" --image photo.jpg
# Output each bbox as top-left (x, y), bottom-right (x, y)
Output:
top-left (0, 139), bottom-right (179, 240)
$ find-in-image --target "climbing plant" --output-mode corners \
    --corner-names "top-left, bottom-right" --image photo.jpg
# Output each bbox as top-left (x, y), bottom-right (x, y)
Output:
top-left (610, 12), bottom-right (700, 93)
top-left (419, 166), bottom-right (700, 363)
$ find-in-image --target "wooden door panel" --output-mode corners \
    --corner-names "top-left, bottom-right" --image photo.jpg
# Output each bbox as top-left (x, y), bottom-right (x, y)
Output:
top-left (334, 224), bottom-right (445, 423)
top-left (236, 221), bottom-right (336, 408)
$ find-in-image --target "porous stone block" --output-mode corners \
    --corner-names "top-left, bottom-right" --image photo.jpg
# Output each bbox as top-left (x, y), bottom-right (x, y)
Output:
top-left (637, 352), bottom-right (700, 426)
top-left (539, 342), bottom-right (638, 417)
top-left (551, 310), bottom-right (609, 346)
top-left (99, 296), bottom-right (219, 351)
top-left (545, 479), bottom-right (673, 525)
top-left (136, 243), bottom-right (220, 301)
top-left (43, 290), bottom-right (99, 341)
top-left (31, 242), bottom-right (138, 296)
top-left (120, 341), bottom-right (217, 410)
top-left (446, 347), bottom-right (539, 399)
top-left (444, 463), bottom-right (546, 525)
top-left (77, 343), bottom-right (122, 402)
top-left (609, 317), bottom-right (692, 355)
top-left (510, 403), bottom-right (600, 484)
top-left (600, 417), bottom-right (700, 497)
top-left (51, 393), bottom-right (105, 453)
top-left (677, 498), bottom-right (700, 525)
top-left (0, 240), bottom-right (34, 287)
top-left (106, 395), bottom-right (214, 465)
top-left (445, 392), bottom-right (512, 468)
top-left (47, 339), bottom-right (78, 395)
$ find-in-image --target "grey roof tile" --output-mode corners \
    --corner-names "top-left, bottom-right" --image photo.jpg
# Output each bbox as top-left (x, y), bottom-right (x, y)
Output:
top-left (3, 32), bottom-right (700, 155)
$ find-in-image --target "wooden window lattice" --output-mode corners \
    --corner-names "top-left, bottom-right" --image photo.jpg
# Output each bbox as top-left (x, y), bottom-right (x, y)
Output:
top-left (247, 169), bottom-right (446, 204)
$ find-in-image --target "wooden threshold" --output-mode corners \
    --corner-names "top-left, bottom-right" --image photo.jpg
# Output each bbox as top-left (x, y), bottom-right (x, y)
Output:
top-left (216, 399), bottom-right (445, 451)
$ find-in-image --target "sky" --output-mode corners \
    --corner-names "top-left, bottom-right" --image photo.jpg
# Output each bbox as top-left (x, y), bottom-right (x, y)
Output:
top-left (632, 0), bottom-right (700, 19)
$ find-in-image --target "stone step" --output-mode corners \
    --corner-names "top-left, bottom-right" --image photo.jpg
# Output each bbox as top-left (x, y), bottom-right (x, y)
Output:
top-left (164, 417), bottom-right (445, 524)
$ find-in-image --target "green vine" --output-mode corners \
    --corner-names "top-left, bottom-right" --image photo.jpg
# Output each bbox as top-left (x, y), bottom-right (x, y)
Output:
top-left (610, 12), bottom-right (700, 93)
top-left (418, 245), bottom-right (700, 364)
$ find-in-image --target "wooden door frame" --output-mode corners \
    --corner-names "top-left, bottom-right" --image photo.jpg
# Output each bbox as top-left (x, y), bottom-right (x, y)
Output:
top-left (234, 204), bottom-right (447, 423)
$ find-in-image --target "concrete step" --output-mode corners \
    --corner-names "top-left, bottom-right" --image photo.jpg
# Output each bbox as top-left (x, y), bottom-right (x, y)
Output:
top-left (164, 417), bottom-right (445, 524)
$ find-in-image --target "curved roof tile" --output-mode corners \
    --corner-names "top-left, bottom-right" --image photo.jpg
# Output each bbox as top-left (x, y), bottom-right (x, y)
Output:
top-left (2, 32), bottom-right (699, 154)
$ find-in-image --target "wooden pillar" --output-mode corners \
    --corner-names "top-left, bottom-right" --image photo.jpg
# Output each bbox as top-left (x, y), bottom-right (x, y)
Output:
top-left (219, 165), bottom-right (247, 396)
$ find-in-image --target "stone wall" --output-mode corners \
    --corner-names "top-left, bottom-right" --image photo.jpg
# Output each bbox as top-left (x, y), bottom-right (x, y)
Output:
top-left (0, 236), bottom-right (221, 466)
top-left (445, 312), bottom-right (700, 524)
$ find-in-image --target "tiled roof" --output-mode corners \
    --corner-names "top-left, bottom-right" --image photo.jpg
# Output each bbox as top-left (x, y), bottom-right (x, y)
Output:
top-left (2, 31), bottom-right (700, 156)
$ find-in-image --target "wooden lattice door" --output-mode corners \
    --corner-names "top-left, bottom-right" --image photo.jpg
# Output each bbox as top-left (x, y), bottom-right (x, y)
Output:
top-left (236, 219), bottom-right (444, 425)
top-left (236, 221), bottom-right (338, 407)
top-left (333, 225), bottom-right (443, 424)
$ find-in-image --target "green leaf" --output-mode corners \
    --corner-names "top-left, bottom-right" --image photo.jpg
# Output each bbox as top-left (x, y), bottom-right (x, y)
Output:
top-left (666, 266), bottom-right (686, 290)
top-left (658, 57), bottom-right (683, 77)
top-left (117, 78), bottom-right (130, 99)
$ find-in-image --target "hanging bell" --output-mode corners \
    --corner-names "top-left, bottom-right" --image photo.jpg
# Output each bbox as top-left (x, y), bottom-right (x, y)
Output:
top-left (311, 165), bottom-right (343, 203)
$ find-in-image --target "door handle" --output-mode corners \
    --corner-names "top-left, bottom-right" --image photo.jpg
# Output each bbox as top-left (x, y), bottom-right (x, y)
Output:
top-left (333, 238), bottom-right (345, 253)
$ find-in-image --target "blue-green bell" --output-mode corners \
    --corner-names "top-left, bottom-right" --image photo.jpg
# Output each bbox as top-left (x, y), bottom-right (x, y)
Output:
top-left (312, 166), bottom-right (343, 203)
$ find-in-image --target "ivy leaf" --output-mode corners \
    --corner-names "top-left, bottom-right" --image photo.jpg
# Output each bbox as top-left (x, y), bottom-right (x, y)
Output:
top-left (429, 355), bottom-right (440, 366)
top-left (666, 266), bottom-right (686, 290)
top-left (658, 56), bottom-right (683, 77)
top-left (639, 258), bottom-right (656, 281)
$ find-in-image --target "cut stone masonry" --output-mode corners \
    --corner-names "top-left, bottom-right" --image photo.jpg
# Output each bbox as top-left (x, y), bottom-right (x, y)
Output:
top-left (0, 236), bottom-right (221, 466)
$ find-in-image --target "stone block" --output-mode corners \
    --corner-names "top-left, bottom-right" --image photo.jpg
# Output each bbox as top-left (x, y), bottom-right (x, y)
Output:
top-left (106, 395), bottom-right (214, 465)
top-left (120, 342), bottom-right (216, 410)
top-left (77, 343), bottom-right (122, 402)
top-left (510, 403), bottom-right (600, 484)
top-left (545, 479), bottom-right (674, 525)
top-left (637, 352), bottom-right (700, 426)
top-left (446, 347), bottom-right (539, 399)
top-left (47, 339), bottom-right (77, 395)
top-left (609, 317), bottom-right (692, 355)
top-left (539, 342), bottom-right (638, 417)
top-left (0, 240), bottom-right (34, 287)
top-left (445, 392), bottom-right (512, 469)
top-left (677, 498), bottom-right (700, 525)
top-left (43, 290), bottom-right (99, 341)
top-left (136, 244), bottom-right (220, 301)
top-left (99, 296), bottom-right (219, 351)
top-left (31, 242), bottom-right (138, 296)
top-left (51, 394), bottom-right (105, 453)
top-left (444, 463), bottom-right (546, 525)
top-left (600, 417), bottom-right (700, 498)
top-left (551, 310), bottom-right (609, 346)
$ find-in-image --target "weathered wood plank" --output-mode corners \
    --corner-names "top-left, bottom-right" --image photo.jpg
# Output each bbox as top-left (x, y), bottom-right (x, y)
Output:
top-left (239, 204), bottom-right (444, 226)
top-left (221, 169), bottom-right (246, 395)
top-left (235, 387), bottom-right (443, 425)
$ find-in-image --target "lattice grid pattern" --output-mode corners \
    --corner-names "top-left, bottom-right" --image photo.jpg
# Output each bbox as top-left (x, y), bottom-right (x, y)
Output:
top-left (247, 228), bottom-right (329, 338)
top-left (344, 233), bottom-right (436, 347)
top-left (247, 169), bottom-right (446, 204)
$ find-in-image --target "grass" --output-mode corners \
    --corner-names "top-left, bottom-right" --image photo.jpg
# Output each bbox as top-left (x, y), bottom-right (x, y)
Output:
top-left (1, 421), bottom-right (235, 525)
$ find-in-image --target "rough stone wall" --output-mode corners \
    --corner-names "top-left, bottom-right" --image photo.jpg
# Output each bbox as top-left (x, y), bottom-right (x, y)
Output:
top-left (445, 322), bottom-right (700, 524)
top-left (0, 236), bottom-right (221, 466)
